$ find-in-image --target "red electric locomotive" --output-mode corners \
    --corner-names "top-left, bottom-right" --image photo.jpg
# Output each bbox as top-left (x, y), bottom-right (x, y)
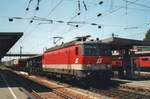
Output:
top-left (42, 37), bottom-right (112, 80)
top-left (112, 56), bottom-right (150, 72)
top-left (112, 46), bottom-right (150, 73)
top-left (133, 46), bottom-right (150, 71)
top-left (134, 56), bottom-right (150, 71)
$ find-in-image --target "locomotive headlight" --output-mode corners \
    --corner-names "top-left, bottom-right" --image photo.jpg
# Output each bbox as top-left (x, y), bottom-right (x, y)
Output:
top-left (86, 64), bottom-right (91, 68)
top-left (106, 64), bottom-right (111, 69)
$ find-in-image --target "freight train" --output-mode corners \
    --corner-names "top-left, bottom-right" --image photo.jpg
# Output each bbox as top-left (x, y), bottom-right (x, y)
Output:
top-left (4, 37), bottom-right (113, 80)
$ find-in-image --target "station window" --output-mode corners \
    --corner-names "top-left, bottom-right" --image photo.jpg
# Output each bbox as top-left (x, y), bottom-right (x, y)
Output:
top-left (75, 47), bottom-right (78, 56)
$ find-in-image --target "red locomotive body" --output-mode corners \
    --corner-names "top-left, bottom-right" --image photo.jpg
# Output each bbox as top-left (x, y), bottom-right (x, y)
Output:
top-left (42, 40), bottom-right (112, 79)
top-left (112, 46), bottom-right (150, 72)
top-left (134, 46), bottom-right (150, 71)
top-left (134, 56), bottom-right (150, 71)
top-left (112, 56), bottom-right (150, 72)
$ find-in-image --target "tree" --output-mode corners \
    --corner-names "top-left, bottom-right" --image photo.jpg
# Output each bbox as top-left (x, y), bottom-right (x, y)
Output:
top-left (144, 29), bottom-right (150, 40)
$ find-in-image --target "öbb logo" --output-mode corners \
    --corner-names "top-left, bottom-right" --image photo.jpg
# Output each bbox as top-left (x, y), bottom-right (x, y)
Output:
top-left (96, 56), bottom-right (103, 64)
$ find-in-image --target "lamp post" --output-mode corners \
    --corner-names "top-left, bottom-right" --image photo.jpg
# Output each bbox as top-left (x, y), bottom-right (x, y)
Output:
top-left (20, 46), bottom-right (22, 59)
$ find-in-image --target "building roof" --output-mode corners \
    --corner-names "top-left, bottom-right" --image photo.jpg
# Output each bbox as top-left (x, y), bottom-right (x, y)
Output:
top-left (143, 40), bottom-right (150, 46)
top-left (101, 37), bottom-right (149, 50)
top-left (0, 32), bottom-right (23, 60)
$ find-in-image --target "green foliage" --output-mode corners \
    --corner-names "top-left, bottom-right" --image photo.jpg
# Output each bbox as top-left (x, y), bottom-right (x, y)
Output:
top-left (144, 29), bottom-right (150, 40)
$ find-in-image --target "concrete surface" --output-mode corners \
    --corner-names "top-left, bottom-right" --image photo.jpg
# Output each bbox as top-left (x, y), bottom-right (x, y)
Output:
top-left (0, 70), bottom-right (28, 99)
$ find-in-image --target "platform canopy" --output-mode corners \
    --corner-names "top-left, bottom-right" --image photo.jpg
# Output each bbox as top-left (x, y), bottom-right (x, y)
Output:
top-left (101, 37), bottom-right (150, 50)
top-left (0, 32), bottom-right (23, 60)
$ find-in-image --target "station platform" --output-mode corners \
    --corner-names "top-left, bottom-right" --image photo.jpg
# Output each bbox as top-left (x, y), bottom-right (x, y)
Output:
top-left (113, 78), bottom-right (150, 92)
top-left (0, 69), bottom-right (28, 99)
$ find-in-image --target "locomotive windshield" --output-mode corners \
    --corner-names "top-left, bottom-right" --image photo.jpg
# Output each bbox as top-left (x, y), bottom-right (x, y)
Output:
top-left (82, 44), bottom-right (111, 56)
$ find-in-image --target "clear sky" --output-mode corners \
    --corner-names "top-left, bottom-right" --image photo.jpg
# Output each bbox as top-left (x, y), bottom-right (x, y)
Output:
top-left (0, 0), bottom-right (150, 60)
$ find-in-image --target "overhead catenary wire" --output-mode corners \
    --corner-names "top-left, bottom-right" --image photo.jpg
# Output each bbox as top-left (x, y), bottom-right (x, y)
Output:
top-left (26, 0), bottom-right (33, 11)
top-left (125, 0), bottom-right (128, 15)
top-left (40, 0), bottom-right (75, 47)
top-left (25, 0), bottom-right (75, 51)
top-left (3, 0), bottom-right (150, 55)
top-left (43, 0), bottom-right (83, 46)
top-left (5, 15), bottom-right (101, 28)
top-left (22, 0), bottom-right (64, 52)
top-left (87, 0), bottom-right (139, 22)
top-left (122, 0), bottom-right (150, 9)
top-left (78, 0), bottom-right (139, 33)
top-left (70, 0), bottom-right (150, 39)
top-left (1, 14), bottom-right (149, 31)
top-left (26, 0), bottom-right (43, 11)
top-left (1, 0), bottom-right (128, 29)
top-left (46, 0), bottom-right (64, 17)
top-left (41, 0), bottom-right (84, 45)
top-left (110, 0), bottom-right (114, 11)
top-left (83, 1), bottom-right (87, 11)
top-left (1, 0), bottom-right (148, 30)
top-left (39, 0), bottom-right (92, 45)
top-left (22, 0), bottom-right (40, 41)
top-left (124, 32), bottom-right (145, 38)
top-left (18, 5), bottom-right (40, 48)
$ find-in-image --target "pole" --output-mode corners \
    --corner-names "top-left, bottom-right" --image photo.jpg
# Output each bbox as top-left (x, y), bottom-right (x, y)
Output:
top-left (20, 46), bottom-right (22, 59)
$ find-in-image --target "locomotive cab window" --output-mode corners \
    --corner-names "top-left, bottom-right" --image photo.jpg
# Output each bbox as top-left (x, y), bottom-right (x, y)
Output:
top-left (82, 44), bottom-right (111, 56)
top-left (75, 47), bottom-right (78, 56)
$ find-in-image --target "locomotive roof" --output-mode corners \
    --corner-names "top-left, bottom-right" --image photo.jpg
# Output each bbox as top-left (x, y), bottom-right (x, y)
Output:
top-left (45, 40), bottom-right (107, 52)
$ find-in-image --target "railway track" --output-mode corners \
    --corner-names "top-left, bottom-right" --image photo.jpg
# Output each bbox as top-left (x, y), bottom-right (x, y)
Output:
top-left (3, 67), bottom-right (150, 99)
top-left (39, 76), bottom-right (150, 99)
top-left (43, 77), bottom-right (150, 99)
top-left (1, 69), bottom-right (78, 99)
top-left (89, 87), bottom-right (150, 99)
